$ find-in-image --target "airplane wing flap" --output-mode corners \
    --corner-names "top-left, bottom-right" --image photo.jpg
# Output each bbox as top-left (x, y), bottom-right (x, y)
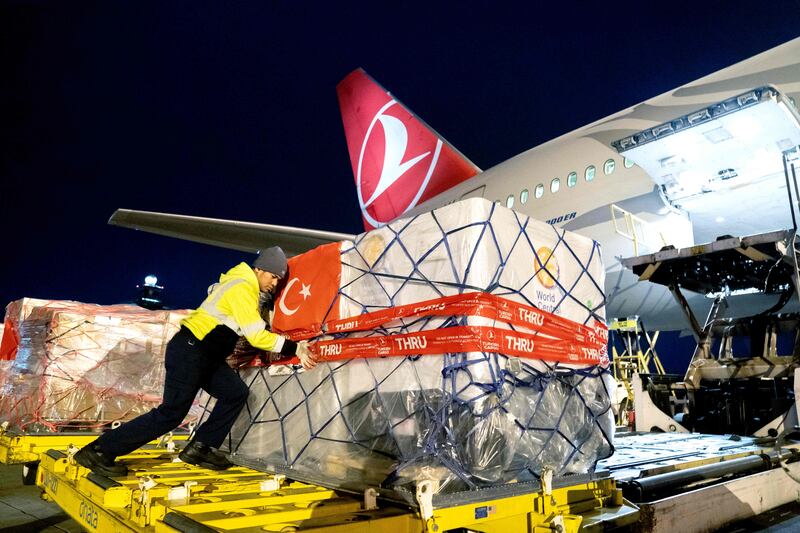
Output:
top-left (109, 209), bottom-right (355, 256)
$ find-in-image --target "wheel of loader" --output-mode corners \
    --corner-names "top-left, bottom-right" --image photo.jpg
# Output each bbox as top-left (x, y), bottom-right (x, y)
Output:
top-left (21, 461), bottom-right (38, 485)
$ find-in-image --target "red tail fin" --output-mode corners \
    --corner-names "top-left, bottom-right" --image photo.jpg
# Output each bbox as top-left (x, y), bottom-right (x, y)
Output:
top-left (337, 68), bottom-right (480, 230)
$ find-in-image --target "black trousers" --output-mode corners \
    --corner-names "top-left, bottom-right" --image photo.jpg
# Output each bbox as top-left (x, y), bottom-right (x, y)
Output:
top-left (95, 327), bottom-right (249, 458)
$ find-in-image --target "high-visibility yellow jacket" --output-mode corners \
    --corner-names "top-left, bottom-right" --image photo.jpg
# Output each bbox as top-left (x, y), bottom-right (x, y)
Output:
top-left (181, 262), bottom-right (285, 353)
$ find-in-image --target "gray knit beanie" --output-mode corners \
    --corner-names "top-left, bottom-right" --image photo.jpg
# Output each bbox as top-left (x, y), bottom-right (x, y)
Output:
top-left (253, 246), bottom-right (288, 279)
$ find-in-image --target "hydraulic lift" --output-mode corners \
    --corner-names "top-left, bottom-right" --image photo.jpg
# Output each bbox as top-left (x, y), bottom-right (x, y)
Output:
top-left (622, 228), bottom-right (800, 437)
top-left (618, 144), bottom-right (800, 439)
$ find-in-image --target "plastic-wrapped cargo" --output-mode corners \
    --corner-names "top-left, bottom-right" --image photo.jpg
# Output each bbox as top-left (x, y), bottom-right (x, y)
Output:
top-left (0, 298), bottom-right (77, 415)
top-left (205, 198), bottom-right (614, 497)
top-left (0, 321), bottom-right (8, 395)
top-left (0, 299), bottom-right (196, 432)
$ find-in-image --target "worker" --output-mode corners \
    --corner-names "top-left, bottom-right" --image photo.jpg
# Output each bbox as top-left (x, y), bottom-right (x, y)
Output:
top-left (74, 247), bottom-right (317, 476)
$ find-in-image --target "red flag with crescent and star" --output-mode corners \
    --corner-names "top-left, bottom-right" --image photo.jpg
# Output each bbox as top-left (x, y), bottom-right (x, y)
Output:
top-left (272, 242), bottom-right (342, 340)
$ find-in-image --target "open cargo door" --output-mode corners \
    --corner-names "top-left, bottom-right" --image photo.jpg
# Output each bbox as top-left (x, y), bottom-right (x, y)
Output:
top-left (612, 87), bottom-right (800, 242)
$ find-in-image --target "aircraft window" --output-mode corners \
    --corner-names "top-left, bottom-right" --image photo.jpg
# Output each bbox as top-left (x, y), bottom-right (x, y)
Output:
top-left (506, 194), bottom-right (515, 208)
top-left (623, 157), bottom-right (635, 169)
top-left (604, 158), bottom-right (616, 175)
top-left (567, 172), bottom-right (577, 187)
top-left (585, 165), bottom-right (596, 181)
top-left (550, 178), bottom-right (560, 193)
top-left (535, 184), bottom-right (544, 198)
top-left (520, 189), bottom-right (529, 204)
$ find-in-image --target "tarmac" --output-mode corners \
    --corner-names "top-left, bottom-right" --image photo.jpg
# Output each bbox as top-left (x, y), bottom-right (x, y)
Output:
top-left (0, 463), bottom-right (80, 532)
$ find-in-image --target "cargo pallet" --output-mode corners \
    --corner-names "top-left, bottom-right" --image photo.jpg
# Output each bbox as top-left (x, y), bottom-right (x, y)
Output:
top-left (35, 443), bottom-right (637, 532)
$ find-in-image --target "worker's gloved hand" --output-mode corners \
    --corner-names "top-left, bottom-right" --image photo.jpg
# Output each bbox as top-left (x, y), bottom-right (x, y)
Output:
top-left (296, 341), bottom-right (318, 370)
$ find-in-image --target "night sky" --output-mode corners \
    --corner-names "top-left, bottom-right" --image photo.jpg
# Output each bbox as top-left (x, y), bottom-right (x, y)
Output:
top-left (2, 0), bottom-right (799, 321)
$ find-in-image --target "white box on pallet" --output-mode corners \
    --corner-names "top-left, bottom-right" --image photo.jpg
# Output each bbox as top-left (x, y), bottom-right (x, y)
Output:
top-left (209, 199), bottom-right (614, 495)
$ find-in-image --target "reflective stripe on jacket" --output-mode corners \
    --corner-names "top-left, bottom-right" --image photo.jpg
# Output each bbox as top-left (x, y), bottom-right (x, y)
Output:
top-left (181, 262), bottom-right (285, 352)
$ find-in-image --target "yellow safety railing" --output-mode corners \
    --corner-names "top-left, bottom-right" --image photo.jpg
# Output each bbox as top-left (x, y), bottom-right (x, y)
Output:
top-left (610, 316), bottom-right (665, 427)
top-left (610, 204), bottom-right (667, 256)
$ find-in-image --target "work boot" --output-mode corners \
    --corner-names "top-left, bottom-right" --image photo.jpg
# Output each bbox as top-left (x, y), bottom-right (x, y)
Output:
top-left (178, 440), bottom-right (233, 470)
top-left (73, 443), bottom-right (128, 477)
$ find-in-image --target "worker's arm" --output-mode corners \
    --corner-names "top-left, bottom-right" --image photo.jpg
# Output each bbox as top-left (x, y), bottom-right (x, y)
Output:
top-left (261, 341), bottom-right (317, 369)
top-left (225, 283), bottom-right (297, 356)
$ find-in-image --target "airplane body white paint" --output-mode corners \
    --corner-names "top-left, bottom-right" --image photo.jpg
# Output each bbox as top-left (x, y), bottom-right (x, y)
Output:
top-left (396, 38), bottom-right (800, 331)
top-left (111, 38), bottom-right (800, 332)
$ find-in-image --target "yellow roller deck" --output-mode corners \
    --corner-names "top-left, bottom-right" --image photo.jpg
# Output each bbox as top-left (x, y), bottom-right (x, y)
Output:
top-left (35, 444), bottom-right (637, 532)
top-left (0, 424), bottom-right (189, 466)
top-left (0, 431), bottom-right (97, 465)
top-left (0, 424), bottom-right (189, 487)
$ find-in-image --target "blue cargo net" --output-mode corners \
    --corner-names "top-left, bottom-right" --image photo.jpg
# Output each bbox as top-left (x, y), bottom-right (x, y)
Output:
top-left (199, 199), bottom-right (615, 494)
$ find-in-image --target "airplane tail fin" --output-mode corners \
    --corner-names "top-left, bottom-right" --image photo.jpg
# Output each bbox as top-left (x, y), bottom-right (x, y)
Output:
top-left (337, 68), bottom-right (480, 230)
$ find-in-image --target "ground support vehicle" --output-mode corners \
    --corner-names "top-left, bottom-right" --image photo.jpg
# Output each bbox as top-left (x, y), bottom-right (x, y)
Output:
top-left (35, 438), bottom-right (637, 532)
top-left (622, 229), bottom-right (800, 437)
top-left (35, 430), bottom-right (800, 532)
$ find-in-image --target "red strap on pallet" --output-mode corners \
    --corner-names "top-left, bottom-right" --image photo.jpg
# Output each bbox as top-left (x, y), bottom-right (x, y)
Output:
top-left (328, 291), bottom-right (607, 343)
top-left (310, 326), bottom-right (606, 365)
top-left (271, 292), bottom-right (607, 367)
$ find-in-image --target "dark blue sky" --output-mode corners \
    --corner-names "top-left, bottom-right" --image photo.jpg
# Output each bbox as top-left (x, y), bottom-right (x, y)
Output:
top-left (2, 1), bottom-right (799, 313)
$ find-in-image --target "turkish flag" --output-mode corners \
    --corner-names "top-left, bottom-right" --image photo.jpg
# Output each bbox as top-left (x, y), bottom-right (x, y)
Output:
top-left (272, 242), bottom-right (342, 340)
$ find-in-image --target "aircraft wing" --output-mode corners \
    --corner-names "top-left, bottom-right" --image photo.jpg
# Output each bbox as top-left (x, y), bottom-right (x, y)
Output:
top-left (109, 209), bottom-right (356, 256)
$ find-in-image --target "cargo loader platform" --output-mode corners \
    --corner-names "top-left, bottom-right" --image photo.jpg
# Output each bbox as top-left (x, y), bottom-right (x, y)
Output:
top-left (35, 439), bottom-right (638, 532)
top-left (604, 432), bottom-right (800, 532)
top-left (35, 431), bottom-right (800, 532)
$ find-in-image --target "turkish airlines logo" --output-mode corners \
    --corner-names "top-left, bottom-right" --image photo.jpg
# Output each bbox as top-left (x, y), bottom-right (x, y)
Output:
top-left (356, 100), bottom-right (442, 228)
top-left (278, 277), bottom-right (312, 316)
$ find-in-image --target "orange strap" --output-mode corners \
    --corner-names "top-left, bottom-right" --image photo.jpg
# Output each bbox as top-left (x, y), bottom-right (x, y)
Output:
top-left (271, 292), bottom-right (608, 367)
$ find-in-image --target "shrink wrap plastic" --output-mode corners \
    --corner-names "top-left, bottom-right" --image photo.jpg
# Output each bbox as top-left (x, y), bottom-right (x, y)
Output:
top-left (0, 298), bottom-right (196, 432)
top-left (0, 322), bottom-right (8, 392)
top-left (204, 199), bottom-right (614, 496)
